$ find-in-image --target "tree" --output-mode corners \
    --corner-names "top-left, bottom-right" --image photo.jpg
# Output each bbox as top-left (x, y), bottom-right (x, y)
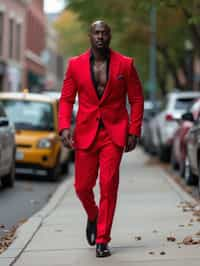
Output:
top-left (54, 9), bottom-right (88, 57)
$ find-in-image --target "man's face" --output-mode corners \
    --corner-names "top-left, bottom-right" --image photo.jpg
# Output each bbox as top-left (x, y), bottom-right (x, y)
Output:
top-left (89, 23), bottom-right (111, 50)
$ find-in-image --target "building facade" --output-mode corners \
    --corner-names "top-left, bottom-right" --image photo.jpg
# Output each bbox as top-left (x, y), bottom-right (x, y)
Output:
top-left (0, 0), bottom-right (29, 91)
top-left (24, 0), bottom-right (46, 92)
top-left (44, 17), bottom-right (64, 92)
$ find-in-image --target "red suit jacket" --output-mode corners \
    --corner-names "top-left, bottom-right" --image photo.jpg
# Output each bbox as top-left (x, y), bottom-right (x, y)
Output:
top-left (59, 49), bottom-right (144, 149)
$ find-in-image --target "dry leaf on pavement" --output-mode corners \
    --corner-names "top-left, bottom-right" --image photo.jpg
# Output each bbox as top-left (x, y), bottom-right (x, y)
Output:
top-left (135, 236), bottom-right (142, 241)
top-left (0, 227), bottom-right (17, 254)
top-left (160, 251), bottom-right (166, 255)
top-left (183, 236), bottom-right (193, 245)
top-left (167, 236), bottom-right (176, 242)
top-left (182, 236), bottom-right (200, 245)
top-left (149, 251), bottom-right (155, 255)
top-left (0, 224), bottom-right (5, 229)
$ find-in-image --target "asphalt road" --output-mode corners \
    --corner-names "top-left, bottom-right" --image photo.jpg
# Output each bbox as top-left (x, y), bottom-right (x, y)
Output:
top-left (0, 164), bottom-right (74, 239)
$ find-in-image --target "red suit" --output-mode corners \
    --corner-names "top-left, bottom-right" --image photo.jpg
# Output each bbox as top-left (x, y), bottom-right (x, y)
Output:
top-left (59, 49), bottom-right (144, 243)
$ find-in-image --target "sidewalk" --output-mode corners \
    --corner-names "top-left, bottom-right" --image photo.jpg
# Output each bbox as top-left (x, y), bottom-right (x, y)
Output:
top-left (1, 148), bottom-right (200, 266)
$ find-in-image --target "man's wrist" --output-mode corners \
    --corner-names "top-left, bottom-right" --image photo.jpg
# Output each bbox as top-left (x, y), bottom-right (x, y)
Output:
top-left (59, 128), bottom-right (69, 136)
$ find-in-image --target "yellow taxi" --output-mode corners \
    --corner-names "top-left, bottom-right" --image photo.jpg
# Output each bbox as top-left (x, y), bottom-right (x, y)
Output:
top-left (0, 92), bottom-right (71, 180)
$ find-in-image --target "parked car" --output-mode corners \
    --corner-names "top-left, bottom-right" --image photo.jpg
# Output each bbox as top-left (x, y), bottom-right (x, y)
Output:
top-left (184, 110), bottom-right (200, 193)
top-left (171, 98), bottom-right (200, 177)
top-left (0, 101), bottom-right (16, 188)
top-left (151, 91), bottom-right (200, 161)
top-left (0, 92), bottom-right (71, 181)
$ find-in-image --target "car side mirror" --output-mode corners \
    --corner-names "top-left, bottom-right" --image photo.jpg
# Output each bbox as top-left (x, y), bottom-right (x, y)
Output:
top-left (0, 118), bottom-right (9, 127)
top-left (181, 112), bottom-right (194, 122)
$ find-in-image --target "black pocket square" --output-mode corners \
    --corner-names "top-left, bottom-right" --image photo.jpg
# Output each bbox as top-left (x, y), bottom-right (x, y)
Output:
top-left (117, 74), bottom-right (124, 80)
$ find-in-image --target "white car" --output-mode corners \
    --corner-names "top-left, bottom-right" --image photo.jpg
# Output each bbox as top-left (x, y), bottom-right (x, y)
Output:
top-left (151, 91), bottom-right (200, 161)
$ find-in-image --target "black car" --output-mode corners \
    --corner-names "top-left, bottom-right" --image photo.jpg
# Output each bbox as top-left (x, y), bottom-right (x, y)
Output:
top-left (0, 102), bottom-right (16, 188)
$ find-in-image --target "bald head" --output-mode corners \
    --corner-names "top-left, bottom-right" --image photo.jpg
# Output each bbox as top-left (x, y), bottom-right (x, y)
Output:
top-left (89, 20), bottom-right (111, 51)
top-left (90, 20), bottom-right (111, 34)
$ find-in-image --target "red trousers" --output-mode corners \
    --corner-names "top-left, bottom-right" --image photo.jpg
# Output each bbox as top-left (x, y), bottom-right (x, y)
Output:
top-left (74, 127), bottom-right (123, 243)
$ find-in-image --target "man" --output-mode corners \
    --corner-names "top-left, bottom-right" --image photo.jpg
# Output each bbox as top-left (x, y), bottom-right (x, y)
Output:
top-left (59, 20), bottom-right (144, 257)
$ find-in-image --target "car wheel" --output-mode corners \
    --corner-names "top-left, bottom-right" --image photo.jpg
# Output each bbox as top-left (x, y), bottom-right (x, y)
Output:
top-left (179, 160), bottom-right (185, 178)
top-left (170, 149), bottom-right (178, 170)
top-left (48, 164), bottom-right (60, 181)
top-left (1, 160), bottom-right (15, 188)
top-left (184, 156), bottom-right (196, 185)
top-left (198, 164), bottom-right (200, 195)
top-left (158, 145), bottom-right (170, 162)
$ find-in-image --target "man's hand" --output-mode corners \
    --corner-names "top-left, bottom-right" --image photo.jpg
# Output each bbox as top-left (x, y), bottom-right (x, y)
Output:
top-left (125, 135), bottom-right (138, 153)
top-left (61, 129), bottom-right (74, 149)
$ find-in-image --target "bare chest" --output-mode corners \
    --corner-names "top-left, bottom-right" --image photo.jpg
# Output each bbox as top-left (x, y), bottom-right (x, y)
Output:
top-left (93, 61), bottom-right (108, 98)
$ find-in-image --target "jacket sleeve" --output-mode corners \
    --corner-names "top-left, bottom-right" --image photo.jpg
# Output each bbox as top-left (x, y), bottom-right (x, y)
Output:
top-left (126, 58), bottom-right (144, 137)
top-left (58, 58), bottom-right (77, 134)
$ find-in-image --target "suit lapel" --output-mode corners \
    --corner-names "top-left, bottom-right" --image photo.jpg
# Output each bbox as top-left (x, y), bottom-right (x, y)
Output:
top-left (100, 50), bottom-right (120, 103)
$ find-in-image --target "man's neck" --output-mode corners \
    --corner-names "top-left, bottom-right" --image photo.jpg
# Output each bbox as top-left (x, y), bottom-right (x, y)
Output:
top-left (91, 48), bottom-right (109, 62)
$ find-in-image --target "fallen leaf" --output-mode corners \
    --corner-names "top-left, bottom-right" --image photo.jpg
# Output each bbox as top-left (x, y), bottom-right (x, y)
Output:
top-left (0, 226), bottom-right (17, 254)
top-left (192, 240), bottom-right (200, 245)
top-left (167, 236), bottom-right (176, 242)
top-left (160, 251), bottom-right (166, 255)
top-left (135, 236), bottom-right (142, 241)
top-left (152, 230), bottom-right (158, 233)
top-left (149, 251), bottom-right (155, 255)
top-left (178, 224), bottom-right (185, 227)
top-left (182, 207), bottom-right (192, 212)
top-left (183, 236), bottom-right (193, 245)
top-left (0, 224), bottom-right (5, 229)
top-left (195, 231), bottom-right (200, 236)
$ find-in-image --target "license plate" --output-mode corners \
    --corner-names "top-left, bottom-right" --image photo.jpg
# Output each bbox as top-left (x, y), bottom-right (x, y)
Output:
top-left (16, 150), bottom-right (24, 160)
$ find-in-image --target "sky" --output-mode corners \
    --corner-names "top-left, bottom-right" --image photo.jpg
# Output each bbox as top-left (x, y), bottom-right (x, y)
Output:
top-left (44, 0), bottom-right (65, 13)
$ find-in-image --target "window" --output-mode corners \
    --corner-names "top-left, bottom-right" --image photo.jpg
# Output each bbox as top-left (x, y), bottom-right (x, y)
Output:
top-left (0, 12), bottom-right (4, 56)
top-left (16, 23), bottom-right (21, 61)
top-left (9, 18), bottom-right (14, 58)
top-left (175, 98), bottom-right (196, 110)
top-left (2, 99), bottom-right (54, 131)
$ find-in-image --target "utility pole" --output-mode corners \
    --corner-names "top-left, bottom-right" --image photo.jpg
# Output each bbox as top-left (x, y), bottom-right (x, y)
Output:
top-left (149, 6), bottom-right (157, 104)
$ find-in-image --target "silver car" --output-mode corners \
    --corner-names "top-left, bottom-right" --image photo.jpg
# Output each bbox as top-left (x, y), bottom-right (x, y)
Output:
top-left (151, 91), bottom-right (200, 161)
top-left (0, 102), bottom-right (16, 188)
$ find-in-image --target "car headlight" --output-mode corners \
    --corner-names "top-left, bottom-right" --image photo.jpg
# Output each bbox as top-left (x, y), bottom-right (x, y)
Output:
top-left (37, 138), bottom-right (52, 148)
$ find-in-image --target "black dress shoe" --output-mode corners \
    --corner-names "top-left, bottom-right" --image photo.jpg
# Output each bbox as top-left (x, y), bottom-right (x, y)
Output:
top-left (86, 217), bottom-right (97, 246)
top-left (96, 243), bottom-right (111, 257)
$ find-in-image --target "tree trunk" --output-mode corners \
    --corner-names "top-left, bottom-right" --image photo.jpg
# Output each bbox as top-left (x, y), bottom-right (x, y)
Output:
top-left (157, 44), bottom-right (184, 90)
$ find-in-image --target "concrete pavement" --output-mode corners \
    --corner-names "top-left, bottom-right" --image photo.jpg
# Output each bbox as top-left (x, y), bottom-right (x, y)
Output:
top-left (1, 148), bottom-right (200, 266)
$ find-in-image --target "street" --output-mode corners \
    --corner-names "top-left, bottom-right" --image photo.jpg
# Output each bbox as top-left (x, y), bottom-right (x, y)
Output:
top-left (1, 147), bottom-right (200, 266)
top-left (0, 165), bottom-right (73, 240)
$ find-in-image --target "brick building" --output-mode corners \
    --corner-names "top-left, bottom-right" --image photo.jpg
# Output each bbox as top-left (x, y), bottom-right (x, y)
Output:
top-left (0, 0), bottom-right (29, 91)
top-left (24, 0), bottom-right (46, 92)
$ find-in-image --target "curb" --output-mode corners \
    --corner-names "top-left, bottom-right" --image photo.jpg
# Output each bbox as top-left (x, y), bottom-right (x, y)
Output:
top-left (0, 175), bottom-right (73, 266)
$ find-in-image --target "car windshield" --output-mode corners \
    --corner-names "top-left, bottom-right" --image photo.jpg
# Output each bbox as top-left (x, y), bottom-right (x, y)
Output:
top-left (175, 98), bottom-right (196, 110)
top-left (1, 99), bottom-right (54, 131)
